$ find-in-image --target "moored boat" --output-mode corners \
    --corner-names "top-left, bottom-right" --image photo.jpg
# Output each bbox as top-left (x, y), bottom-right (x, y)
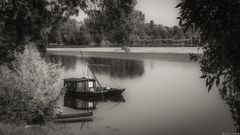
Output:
top-left (64, 77), bottom-right (125, 97)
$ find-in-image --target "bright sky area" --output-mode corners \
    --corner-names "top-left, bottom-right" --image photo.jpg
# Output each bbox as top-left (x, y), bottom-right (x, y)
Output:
top-left (74, 0), bottom-right (181, 27)
top-left (135, 0), bottom-right (181, 27)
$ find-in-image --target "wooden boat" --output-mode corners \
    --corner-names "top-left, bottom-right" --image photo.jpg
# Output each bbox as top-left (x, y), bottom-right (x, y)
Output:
top-left (121, 46), bottom-right (131, 52)
top-left (53, 112), bottom-right (93, 123)
top-left (64, 77), bottom-right (125, 97)
top-left (55, 112), bottom-right (93, 119)
top-left (53, 117), bottom-right (93, 123)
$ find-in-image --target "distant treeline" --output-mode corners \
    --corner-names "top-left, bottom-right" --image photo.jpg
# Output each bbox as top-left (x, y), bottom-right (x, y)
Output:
top-left (48, 10), bottom-right (199, 47)
top-left (48, 39), bottom-right (197, 48)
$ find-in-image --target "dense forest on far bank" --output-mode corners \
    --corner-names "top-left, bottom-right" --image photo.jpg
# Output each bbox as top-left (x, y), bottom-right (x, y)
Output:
top-left (48, 10), bottom-right (199, 47)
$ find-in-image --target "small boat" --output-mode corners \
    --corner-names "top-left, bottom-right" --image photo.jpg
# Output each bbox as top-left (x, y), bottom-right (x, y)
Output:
top-left (53, 112), bottom-right (93, 123)
top-left (64, 77), bottom-right (125, 97)
top-left (53, 117), bottom-right (93, 123)
top-left (55, 112), bottom-right (93, 119)
top-left (121, 46), bottom-right (131, 52)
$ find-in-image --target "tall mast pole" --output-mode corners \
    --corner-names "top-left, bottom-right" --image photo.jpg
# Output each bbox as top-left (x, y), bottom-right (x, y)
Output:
top-left (80, 51), bottom-right (103, 89)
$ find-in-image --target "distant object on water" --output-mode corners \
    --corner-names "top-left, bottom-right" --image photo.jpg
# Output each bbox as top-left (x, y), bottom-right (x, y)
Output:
top-left (114, 46), bottom-right (131, 52)
top-left (121, 46), bottom-right (131, 52)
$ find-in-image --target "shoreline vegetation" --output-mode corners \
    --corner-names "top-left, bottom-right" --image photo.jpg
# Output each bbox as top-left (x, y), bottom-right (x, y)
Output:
top-left (0, 44), bottom-right (65, 134)
top-left (47, 38), bottom-right (199, 48)
top-left (48, 15), bottom-right (199, 48)
top-left (0, 123), bottom-right (72, 135)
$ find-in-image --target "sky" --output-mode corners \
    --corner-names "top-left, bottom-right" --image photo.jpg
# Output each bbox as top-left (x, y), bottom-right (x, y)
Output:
top-left (73, 0), bottom-right (181, 27)
top-left (135, 0), bottom-right (181, 27)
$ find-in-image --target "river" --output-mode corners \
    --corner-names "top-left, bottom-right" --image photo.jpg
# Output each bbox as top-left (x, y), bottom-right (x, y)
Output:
top-left (47, 48), bottom-right (235, 135)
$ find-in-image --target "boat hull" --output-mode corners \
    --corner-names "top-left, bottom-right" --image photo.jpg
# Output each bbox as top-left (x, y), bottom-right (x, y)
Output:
top-left (66, 88), bottom-right (125, 98)
top-left (66, 91), bottom-right (107, 97)
top-left (105, 88), bottom-right (125, 96)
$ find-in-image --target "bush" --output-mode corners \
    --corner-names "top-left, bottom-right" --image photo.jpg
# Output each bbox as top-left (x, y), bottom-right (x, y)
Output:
top-left (0, 43), bottom-right (63, 124)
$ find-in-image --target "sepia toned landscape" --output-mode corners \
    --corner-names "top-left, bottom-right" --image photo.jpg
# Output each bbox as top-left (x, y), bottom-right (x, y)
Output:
top-left (0, 0), bottom-right (240, 135)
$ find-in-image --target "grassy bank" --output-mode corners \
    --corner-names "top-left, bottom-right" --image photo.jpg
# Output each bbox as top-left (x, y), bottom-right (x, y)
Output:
top-left (0, 123), bottom-right (72, 135)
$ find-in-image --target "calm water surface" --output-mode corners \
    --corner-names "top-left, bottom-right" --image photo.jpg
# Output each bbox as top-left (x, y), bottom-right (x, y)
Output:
top-left (48, 52), bottom-right (235, 135)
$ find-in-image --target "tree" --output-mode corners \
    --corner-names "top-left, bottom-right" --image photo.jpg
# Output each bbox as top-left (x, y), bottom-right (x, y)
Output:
top-left (0, 0), bottom-right (88, 63)
top-left (127, 10), bottom-right (146, 42)
top-left (49, 19), bottom-right (93, 45)
top-left (171, 26), bottom-right (185, 39)
top-left (84, 10), bottom-right (104, 46)
top-left (85, 0), bottom-right (137, 46)
top-left (0, 0), bottom-right (137, 61)
top-left (177, 0), bottom-right (240, 131)
top-left (77, 24), bottom-right (93, 45)
top-left (61, 19), bottom-right (80, 44)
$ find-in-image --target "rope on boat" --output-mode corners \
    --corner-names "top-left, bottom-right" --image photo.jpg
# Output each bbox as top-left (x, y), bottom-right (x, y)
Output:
top-left (81, 58), bottom-right (86, 76)
top-left (79, 51), bottom-right (105, 99)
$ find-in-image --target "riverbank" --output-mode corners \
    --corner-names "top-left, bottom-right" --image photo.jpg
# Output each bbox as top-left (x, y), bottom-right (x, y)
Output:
top-left (47, 47), bottom-right (203, 54)
top-left (0, 123), bottom-right (71, 135)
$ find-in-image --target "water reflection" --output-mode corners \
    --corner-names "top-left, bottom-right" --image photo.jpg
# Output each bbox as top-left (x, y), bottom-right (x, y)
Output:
top-left (64, 96), bottom-right (97, 110)
top-left (48, 55), bottom-right (145, 79)
top-left (64, 95), bottom-right (125, 110)
top-left (47, 53), bottom-right (236, 135)
top-left (47, 55), bottom-right (78, 71)
top-left (87, 57), bottom-right (145, 79)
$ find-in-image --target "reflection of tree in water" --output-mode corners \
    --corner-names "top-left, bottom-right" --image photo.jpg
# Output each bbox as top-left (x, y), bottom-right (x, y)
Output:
top-left (47, 55), bottom-right (80, 71)
top-left (47, 55), bottom-right (145, 79)
top-left (87, 57), bottom-right (145, 79)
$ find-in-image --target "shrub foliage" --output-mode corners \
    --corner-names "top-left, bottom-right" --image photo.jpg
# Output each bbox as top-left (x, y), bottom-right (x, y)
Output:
top-left (0, 44), bottom-right (63, 124)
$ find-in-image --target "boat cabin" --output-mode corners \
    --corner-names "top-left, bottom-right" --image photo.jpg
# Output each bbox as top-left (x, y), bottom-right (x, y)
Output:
top-left (64, 77), bottom-right (97, 93)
